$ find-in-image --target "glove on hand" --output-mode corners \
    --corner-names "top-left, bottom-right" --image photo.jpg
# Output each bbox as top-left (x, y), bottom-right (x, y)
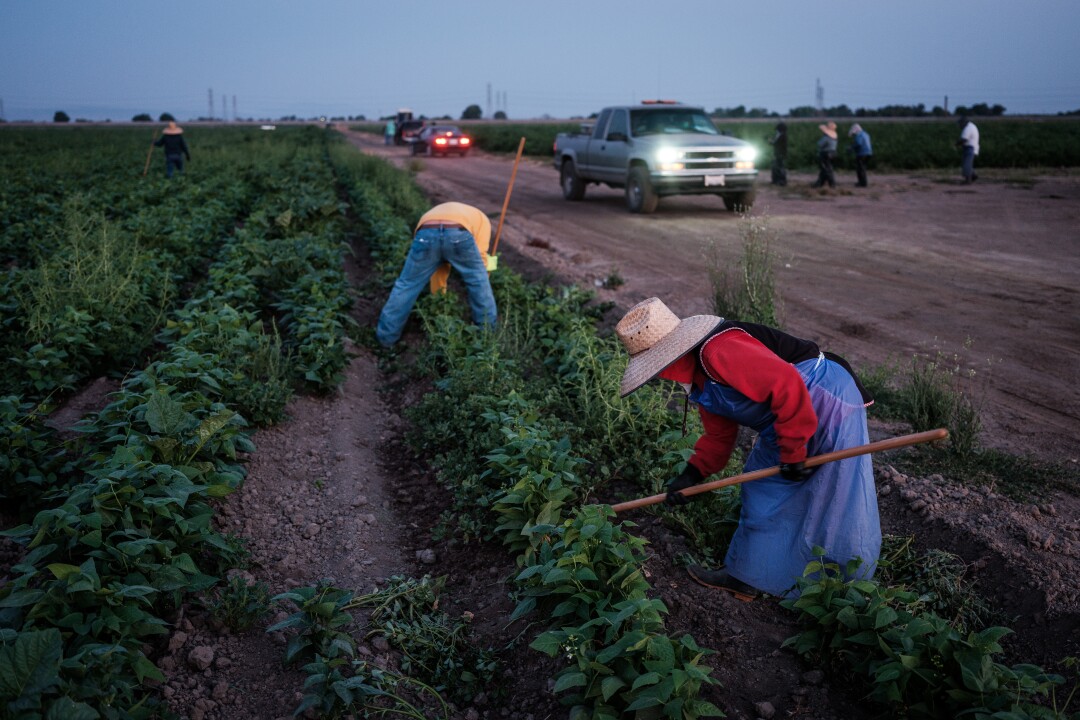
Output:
top-left (665, 463), bottom-right (704, 507)
top-left (779, 461), bottom-right (814, 482)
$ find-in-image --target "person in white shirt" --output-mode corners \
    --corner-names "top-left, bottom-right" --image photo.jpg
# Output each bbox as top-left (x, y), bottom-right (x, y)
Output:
top-left (956, 116), bottom-right (980, 183)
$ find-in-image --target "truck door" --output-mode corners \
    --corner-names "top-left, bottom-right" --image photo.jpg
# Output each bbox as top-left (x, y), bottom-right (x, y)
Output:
top-left (580, 109), bottom-right (611, 176)
top-left (592, 109), bottom-right (631, 183)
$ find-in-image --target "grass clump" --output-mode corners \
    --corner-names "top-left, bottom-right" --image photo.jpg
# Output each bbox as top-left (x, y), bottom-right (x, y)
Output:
top-left (209, 575), bottom-right (272, 632)
top-left (707, 212), bottom-right (781, 326)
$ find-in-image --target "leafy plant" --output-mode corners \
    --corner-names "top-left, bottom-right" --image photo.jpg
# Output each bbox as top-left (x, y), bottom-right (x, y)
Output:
top-left (271, 576), bottom-right (493, 716)
top-left (782, 552), bottom-right (1071, 719)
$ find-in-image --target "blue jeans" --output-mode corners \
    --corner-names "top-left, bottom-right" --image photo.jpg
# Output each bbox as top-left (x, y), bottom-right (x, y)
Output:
top-left (165, 154), bottom-right (185, 178)
top-left (961, 146), bottom-right (976, 181)
top-left (376, 226), bottom-right (497, 346)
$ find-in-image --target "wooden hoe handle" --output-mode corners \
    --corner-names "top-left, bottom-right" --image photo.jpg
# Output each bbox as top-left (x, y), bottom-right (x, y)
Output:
top-left (491, 136), bottom-right (526, 256)
top-left (610, 428), bottom-right (949, 514)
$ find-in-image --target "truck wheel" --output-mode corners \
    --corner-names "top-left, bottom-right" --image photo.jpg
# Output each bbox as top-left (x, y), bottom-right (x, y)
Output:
top-left (627, 167), bottom-right (658, 213)
top-left (723, 190), bottom-right (756, 212)
top-left (560, 160), bottom-right (586, 200)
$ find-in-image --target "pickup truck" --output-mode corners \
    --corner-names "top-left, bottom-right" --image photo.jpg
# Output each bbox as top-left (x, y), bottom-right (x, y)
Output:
top-left (552, 103), bottom-right (758, 213)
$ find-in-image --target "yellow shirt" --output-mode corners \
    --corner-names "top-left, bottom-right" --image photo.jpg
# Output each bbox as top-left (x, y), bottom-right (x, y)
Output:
top-left (418, 203), bottom-right (492, 294)
top-left (416, 202), bottom-right (491, 253)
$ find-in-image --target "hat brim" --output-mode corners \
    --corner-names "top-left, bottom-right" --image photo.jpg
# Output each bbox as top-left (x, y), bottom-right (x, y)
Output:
top-left (619, 315), bottom-right (724, 397)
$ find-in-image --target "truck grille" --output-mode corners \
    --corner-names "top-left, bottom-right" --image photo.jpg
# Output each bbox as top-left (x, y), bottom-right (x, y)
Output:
top-left (683, 150), bottom-right (736, 170)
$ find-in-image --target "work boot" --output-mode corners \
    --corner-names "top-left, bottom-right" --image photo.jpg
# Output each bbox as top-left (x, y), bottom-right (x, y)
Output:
top-left (687, 565), bottom-right (758, 601)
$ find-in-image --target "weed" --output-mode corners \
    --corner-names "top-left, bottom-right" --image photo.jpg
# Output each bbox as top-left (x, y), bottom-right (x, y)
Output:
top-left (876, 534), bottom-right (1001, 633)
top-left (599, 269), bottom-right (624, 289)
top-left (706, 212), bottom-right (782, 326)
top-left (208, 576), bottom-right (272, 632)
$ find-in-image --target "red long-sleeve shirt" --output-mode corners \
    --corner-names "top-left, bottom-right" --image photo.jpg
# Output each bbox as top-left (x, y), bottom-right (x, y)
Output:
top-left (660, 329), bottom-right (818, 476)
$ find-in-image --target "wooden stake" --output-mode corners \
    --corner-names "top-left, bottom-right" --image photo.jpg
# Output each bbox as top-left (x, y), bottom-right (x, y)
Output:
top-left (610, 428), bottom-right (948, 514)
top-left (142, 130), bottom-right (159, 177)
top-left (490, 136), bottom-right (525, 257)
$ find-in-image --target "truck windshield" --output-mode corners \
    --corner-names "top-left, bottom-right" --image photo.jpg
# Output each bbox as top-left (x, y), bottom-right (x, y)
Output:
top-left (630, 109), bottom-right (720, 137)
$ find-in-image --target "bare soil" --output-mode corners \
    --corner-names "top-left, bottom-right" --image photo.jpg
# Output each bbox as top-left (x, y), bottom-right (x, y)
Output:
top-left (24, 129), bottom-right (1078, 720)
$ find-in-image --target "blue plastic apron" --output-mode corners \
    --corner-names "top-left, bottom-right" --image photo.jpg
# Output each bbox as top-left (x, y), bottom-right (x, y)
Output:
top-left (689, 354), bottom-right (881, 596)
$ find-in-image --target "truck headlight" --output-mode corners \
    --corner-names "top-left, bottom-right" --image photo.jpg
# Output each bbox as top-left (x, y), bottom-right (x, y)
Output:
top-left (656, 147), bottom-right (685, 171)
top-left (734, 146), bottom-right (757, 170)
top-left (736, 147), bottom-right (757, 162)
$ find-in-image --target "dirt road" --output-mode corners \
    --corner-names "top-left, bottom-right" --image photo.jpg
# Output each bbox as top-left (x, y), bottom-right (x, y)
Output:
top-left (343, 129), bottom-right (1080, 465)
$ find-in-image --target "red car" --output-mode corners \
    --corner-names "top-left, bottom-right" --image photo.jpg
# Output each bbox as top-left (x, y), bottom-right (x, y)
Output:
top-left (411, 125), bottom-right (472, 157)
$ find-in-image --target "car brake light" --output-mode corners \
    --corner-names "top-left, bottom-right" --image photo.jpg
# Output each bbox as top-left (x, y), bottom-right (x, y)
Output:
top-left (460, 138), bottom-right (471, 145)
top-left (435, 138), bottom-right (447, 145)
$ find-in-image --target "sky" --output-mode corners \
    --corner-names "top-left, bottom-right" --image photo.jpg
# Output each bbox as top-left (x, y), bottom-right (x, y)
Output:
top-left (2, 0), bottom-right (1079, 123)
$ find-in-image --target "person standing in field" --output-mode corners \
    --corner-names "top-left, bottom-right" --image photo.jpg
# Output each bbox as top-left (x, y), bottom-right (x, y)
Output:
top-left (811, 121), bottom-right (838, 189)
top-left (384, 119), bottom-right (396, 146)
top-left (376, 201), bottom-right (497, 347)
top-left (956, 116), bottom-right (980, 183)
top-left (154, 121), bottom-right (190, 179)
top-left (768, 121), bottom-right (788, 186)
top-left (848, 123), bottom-right (873, 187)
top-left (614, 297), bottom-right (880, 600)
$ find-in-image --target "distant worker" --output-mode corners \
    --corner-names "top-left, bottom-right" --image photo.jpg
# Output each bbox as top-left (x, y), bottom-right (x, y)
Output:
top-left (811, 121), bottom-right (838, 189)
top-left (614, 297), bottom-right (880, 600)
top-left (956, 116), bottom-right (979, 183)
top-left (768, 121), bottom-right (788, 186)
top-left (848, 123), bottom-right (873, 187)
top-left (384, 118), bottom-right (396, 146)
top-left (376, 202), bottom-right (497, 347)
top-left (153, 121), bottom-right (190, 179)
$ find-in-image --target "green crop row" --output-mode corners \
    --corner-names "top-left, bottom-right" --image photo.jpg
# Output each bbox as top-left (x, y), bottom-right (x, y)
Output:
top-left (0, 128), bottom-right (356, 718)
top-left (331, 147), bottom-right (725, 718)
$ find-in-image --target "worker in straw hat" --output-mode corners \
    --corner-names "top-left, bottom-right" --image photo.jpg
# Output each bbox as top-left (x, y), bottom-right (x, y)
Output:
top-left (153, 121), bottom-right (191, 179)
top-left (615, 297), bottom-right (880, 600)
top-left (810, 120), bottom-right (838, 189)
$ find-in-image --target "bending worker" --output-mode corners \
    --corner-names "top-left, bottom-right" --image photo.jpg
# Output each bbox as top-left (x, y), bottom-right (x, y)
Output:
top-left (615, 297), bottom-right (880, 600)
top-left (376, 201), bottom-right (497, 347)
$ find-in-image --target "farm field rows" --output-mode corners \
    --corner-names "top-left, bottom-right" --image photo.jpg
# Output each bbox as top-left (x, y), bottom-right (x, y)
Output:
top-left (2, 125), bottom-right (1078, 719)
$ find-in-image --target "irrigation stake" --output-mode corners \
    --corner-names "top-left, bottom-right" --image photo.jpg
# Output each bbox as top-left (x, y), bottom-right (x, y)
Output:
top-left (142, 130), bottom-right (159, 177)
top-left (611, 428), bottom-right (949, 514)
top-left (488, 136), bottom-right (526, 270)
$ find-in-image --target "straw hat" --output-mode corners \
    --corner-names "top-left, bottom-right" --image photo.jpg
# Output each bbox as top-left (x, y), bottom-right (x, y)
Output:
top-left (848, 123), bottom-right (863, 136)
top-left (615, 297), bottom-right (724, 397)
top-left (818, 121), bottom-right (837, 139)
top-left (163, 121), bottom-right (183, 135)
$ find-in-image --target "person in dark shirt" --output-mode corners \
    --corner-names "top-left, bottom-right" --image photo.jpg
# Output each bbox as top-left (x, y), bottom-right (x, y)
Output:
top-left (768, 122), bottom-right (788, 186)
top-left (153, 121), bottom-right (191, 178)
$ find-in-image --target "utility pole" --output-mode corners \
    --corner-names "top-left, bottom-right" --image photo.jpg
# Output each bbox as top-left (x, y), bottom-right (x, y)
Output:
top-left (0, 98), bottom-right (5, 121)
top-left (208, 88), bottom-right (214, 120)
top-left (815, 78), bottom-right (824, 114)
top-left (944, 95), bottom-right (949, 113)
top-left (486, 82), bottom-right (492, 118)
top-left (233, 95), bottom-right (237, 121)
top-left (221, 95), bottom-right (226, 121)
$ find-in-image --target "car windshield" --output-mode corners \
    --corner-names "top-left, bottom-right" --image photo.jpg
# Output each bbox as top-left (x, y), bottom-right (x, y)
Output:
top-left (430, 126), bottom-right (460, 135)
top-left (630, 109), bottom-right (720, 137)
